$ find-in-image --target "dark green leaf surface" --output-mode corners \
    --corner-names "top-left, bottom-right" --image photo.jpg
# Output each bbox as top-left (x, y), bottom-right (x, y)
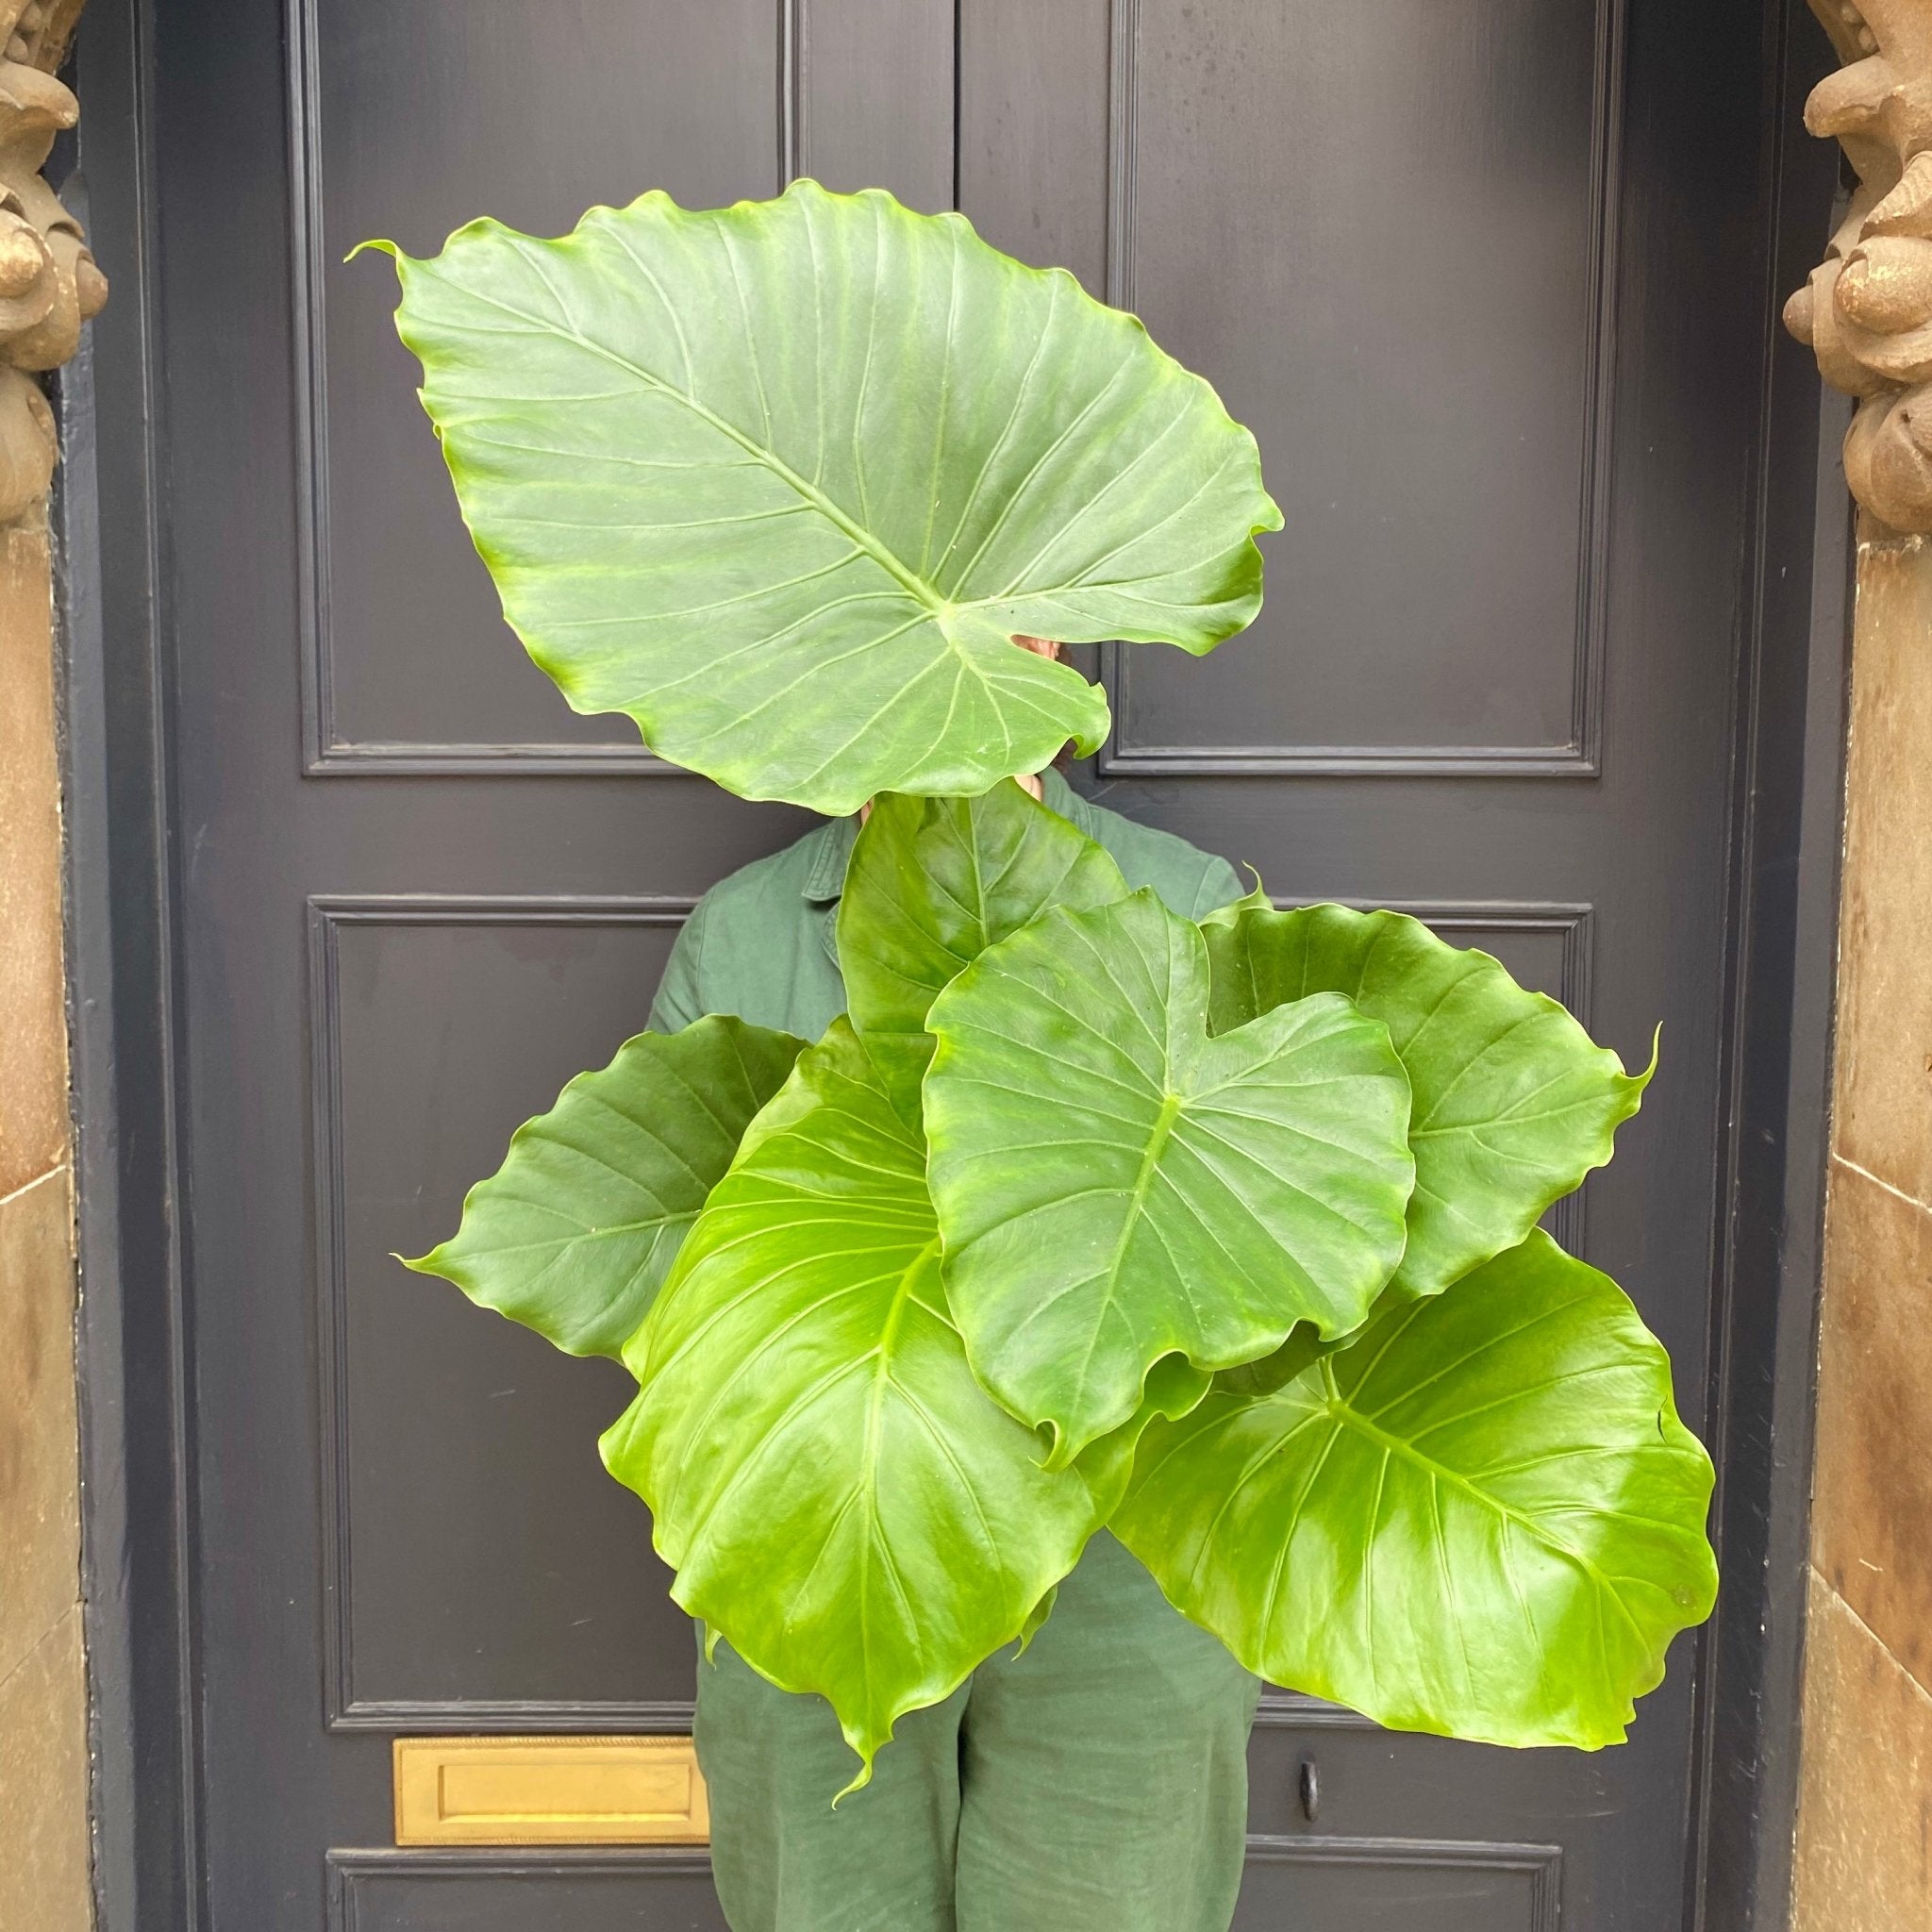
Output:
top-left (372, 180), bottom-right (1280, 815)
top-left (403, 1015), bottom-right (804, 1358)
top-left (601, 1022), bottom-right (1122, 1784)
top-left (839, 779), bottom-right (1128, 1087)
top-left (925, 891), bottom-right (1416, 1464)
top-left (1113, 1230), bottom-right (1718, 1748)
top-left (1203, 903), bottom-right (1651, 1299)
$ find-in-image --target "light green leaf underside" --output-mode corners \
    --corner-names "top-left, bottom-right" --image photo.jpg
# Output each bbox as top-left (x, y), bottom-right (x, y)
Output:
top-left (1113, 1230), bottom-right (1718, 1749)
top-left (1012, 1584), bottom-right (1058, 1657)
top-left (924, 891), bottom-right (1416, 1466)
top-left (601, 1021), bottom-right (1123, 1785)
top-left (375, 179), bottom-right (1282, 815)
top-left (1203, 903), bottom-right (1651, 1300)
top-left (1212, 1322), bottom-right (1332, 1399)
top-left (403, 1015), bottom-right (805, 1359)
top-left (839, 779), bottom-right (1129, 1092)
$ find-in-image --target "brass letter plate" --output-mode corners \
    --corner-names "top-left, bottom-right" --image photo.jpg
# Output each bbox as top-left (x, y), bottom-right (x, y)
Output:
top-left (392, 1735), bottom-right (709, 1846)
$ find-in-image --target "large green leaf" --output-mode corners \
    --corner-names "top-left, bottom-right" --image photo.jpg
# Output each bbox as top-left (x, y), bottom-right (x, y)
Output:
top-left (601, 1021), bottom-right (1127, 1785)
top-left (924, 891), bottom-right (1416, 1465)
top-left (1203, 902), bottom-right (1651, 1299)
top-left (403, 1015), bottom-right (805, 1359)
top-left (1112, 1230), bottom-right (1718, 1749)
top-left (838, 779), bottom-right (1128, 1088)
top-left (369, 179), bottom-right (1281, 815)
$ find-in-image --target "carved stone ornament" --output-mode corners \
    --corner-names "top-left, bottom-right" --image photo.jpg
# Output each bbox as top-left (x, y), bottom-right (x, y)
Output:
top-left (0, 0), bottom-right (103, 525)
top-left (1785, 1), bottom-right (1932, 531)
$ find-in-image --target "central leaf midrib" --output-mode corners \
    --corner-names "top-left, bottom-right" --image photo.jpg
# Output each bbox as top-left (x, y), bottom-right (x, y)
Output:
top-left (1102, 1092), bottom-right (1183, 1304)
top-left (443, 270), bottom-right (975, 621)
top-left (1317, 1368), bottom-right (1649, 1644)
top-left (1043, 1090), bottom-right (1185, 1464)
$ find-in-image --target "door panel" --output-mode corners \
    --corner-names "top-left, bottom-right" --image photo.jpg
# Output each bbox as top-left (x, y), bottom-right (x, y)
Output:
top-left (317, 902), bottom-right (692, 1725)
top-left (1104, 0), bottom-right (1610, 773)
top-left (1235, 1838), bottom-right (1559, 1932)
top-left (152, 0), bottom-right (1773, 1923)
top-left (304, 0), bottom-right (787, 764)
top-left (328, 1855), bottom-right (726, 1932)
top-left (322, 899), bottom-right (1585, 1733)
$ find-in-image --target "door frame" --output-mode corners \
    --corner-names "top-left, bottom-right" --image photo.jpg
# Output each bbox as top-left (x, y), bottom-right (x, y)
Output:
top-left (57, 2), bottom-right (1849, 1928)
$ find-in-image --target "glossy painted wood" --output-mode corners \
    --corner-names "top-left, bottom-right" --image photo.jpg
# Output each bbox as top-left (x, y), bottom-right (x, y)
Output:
top-left (125, 0), bottom-right (1834, 1924)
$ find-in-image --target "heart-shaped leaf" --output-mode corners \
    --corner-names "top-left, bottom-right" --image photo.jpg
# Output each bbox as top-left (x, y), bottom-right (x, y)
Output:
top-left (370, 180), bottom-right (1281, 815)
top-left (1112, 1229), bottom-right (1718, 1748)
top-left (839, 779), bottom-right (1128, 1087)
top-left (924, 891), bottom-right (1415, 1465)
top-left (404, 1015), bottom-right (805, 1358)
top-left (602, 1021), bottom-right (1126, 1786)
top-left (1203, 903), bottom-right (1651, 1299)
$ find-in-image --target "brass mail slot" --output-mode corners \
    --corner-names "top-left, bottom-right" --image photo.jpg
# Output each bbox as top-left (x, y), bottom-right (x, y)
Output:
top-left (392, 1735), bottom-right (709, 1846)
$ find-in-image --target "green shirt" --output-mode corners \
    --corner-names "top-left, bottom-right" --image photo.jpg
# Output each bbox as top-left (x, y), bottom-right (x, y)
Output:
top-left (648, 769), bottom-right (1243, 1039)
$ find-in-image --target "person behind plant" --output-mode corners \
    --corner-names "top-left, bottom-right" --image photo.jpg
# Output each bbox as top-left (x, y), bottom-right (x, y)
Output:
top-left (647, 637), bottom-right (1258, 1932)
top-left (390, 186), bottom-right (1715, 1932)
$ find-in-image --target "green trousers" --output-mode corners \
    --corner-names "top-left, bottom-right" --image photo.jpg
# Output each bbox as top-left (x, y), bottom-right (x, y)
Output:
top-left (695, 1534), bottom-right (1260, 1931)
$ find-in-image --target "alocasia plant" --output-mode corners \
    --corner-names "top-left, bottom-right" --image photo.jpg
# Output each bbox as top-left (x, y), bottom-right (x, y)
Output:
top-left (384, 179), bottom-right (1716, 1790)
top-left (361, 181), bottom-right (1277, 815)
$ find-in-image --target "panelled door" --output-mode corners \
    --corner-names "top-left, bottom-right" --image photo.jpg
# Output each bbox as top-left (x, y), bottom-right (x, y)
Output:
top-left (149, 0), bottom-right (1776, 1924)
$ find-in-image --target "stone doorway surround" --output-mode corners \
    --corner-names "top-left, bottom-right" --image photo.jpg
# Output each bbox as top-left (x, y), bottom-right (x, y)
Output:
top-left (1783, 8), bottom-right (1932, 1927)
top-left (0, 4), bottom-right (107, 1930)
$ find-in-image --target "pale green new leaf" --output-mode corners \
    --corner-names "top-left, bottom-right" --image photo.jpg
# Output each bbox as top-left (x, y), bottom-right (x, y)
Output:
top-left (1203, 902), bottom-right (1652, 1299)
top-left (370, 180), bottom-right (1281, 815)
top-left (601, 1021), bottom-right (1124, 1785)
top-left (404, 1015), bottom-right (804, 1358)
top-left (839, 778), bottom-right (1128, 1089)
top-left (924, 891), bottom-right (1416, 1465)
top-left (1113, 1230), bottom-right (1718, 1748)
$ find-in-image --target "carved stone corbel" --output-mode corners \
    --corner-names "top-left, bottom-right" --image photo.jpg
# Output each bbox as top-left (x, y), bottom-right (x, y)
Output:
top-left (0, 0), bottom-right (103, 525)
top-left (1785, 2), bottom-right (1932, 531)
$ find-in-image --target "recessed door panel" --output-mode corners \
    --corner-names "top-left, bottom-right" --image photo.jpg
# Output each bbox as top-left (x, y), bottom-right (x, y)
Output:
top-left (318, 905), bottom-right (690, 1722)
top-left (1106, 0), bottom-right (1610, 774)
top-left (300, 0), bottom-right (788, 766)
top-left (330, 1855), bottom-right (726, 1932)
top-left (1233, 1839), bottom-right (1557, 1932)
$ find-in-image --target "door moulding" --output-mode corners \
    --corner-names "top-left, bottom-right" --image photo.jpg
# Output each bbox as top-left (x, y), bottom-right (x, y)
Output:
top-left (307, 894), bottom-right (701, 1735)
